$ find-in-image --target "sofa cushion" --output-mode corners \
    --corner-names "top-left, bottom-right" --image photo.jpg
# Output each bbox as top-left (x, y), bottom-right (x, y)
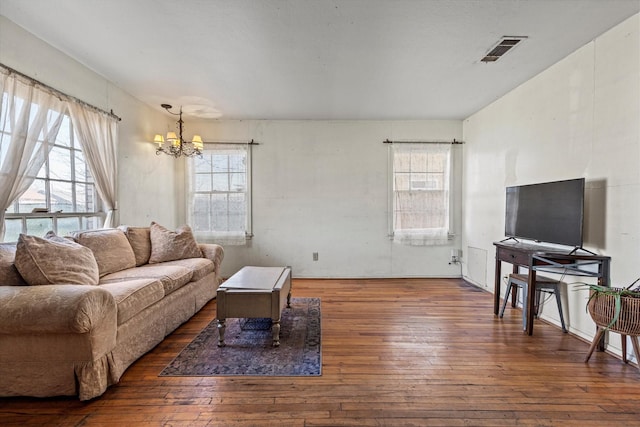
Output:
top-left (148, 222), bottom-right (202, 264)
top-left (158, 258), bottom-right (215, 282)
top-left (14, 234), bottom-right (99, 286)
top-left (0, 243), bottom-right (27, 286)
top-left (119, 226), bottom-right (151, 266)
top-left (100, 264), bottom-right (193, 296)
top-left (99, 278), bottom-right (164, 325)
top-left (72, 229), bottom-right (136, 277)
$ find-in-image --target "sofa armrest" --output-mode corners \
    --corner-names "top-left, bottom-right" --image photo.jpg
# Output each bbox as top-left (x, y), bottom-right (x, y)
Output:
top-left (0, 285), bottom-right (117, 334)
top-left (199, 243), bottom-right (224, 273)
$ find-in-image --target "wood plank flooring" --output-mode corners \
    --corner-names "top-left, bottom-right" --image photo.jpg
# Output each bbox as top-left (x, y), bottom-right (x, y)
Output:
top-left (2, 278), bottom-right (640, 426)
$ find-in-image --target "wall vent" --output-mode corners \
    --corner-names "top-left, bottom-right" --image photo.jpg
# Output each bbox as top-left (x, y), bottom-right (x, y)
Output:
top-left (481, 36), bottom-right (527, 62)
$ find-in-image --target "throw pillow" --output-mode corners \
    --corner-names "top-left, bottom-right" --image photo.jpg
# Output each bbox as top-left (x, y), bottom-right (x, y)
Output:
top-left (148, 222), bottom-right (202, 264)
top-left (72, 228), bottom-right (136, 276)
top-left (119, 226), bottom-right (152, 266)
top-left (14, 233), bottom-right (100, 286)
top-left (0, 243), bottom-right (27, 286)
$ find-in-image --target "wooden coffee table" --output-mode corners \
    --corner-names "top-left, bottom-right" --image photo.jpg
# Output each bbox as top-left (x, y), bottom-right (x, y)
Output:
top-left (216, 266), bottom-right (292, 347)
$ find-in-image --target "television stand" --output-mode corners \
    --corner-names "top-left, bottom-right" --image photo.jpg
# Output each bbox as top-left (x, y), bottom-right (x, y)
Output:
top-left (568, 246), bottom-right (597, 256)
top-left (499, 236), bottom-right (520, 243)
top-left (493, 241), bottom-right (611, 337)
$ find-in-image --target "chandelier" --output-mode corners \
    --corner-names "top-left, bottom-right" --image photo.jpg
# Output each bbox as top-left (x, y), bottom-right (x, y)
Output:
top-left (154, 104), bottom-right (204, 157)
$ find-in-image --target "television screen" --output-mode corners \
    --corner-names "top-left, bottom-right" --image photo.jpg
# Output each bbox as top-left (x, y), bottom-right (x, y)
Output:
top-left (505, 178), bottom-right (585, 247)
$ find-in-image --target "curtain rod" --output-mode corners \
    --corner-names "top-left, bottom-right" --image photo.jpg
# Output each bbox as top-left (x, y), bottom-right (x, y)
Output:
top-left (202, 139), bottom-right (258, 145)
top-left (0, 63), bottom-right (122, 122)
top-left (383, 138), bottom-right (464, 144)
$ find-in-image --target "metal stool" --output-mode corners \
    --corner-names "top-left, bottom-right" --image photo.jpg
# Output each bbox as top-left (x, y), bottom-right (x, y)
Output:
top-left (499, 273), bottom-right (567, 333)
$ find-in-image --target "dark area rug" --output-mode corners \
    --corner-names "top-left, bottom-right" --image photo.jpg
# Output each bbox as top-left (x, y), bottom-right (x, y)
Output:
top-left (159, 297), bottom-right (321, 376)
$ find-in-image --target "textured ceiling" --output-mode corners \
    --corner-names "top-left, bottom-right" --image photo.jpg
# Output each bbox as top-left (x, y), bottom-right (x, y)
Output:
top-left (1, 0), bottom-right (638, 120)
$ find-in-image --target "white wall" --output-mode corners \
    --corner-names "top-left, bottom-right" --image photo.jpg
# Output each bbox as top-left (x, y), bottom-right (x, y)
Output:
top-left (1, 16), bottom-right (464, 279)
top-left (0, 16), bottom-right (180, 228)
top-left (462, 14), bottom-right (640, 357)
top-left (189, 119), bottom-right (464, 278)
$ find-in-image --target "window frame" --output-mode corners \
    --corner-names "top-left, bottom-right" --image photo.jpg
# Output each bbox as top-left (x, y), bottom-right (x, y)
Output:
top-left (3, 113), bottom-right (104, 240)
top-left (187, 143), bottom-right (252, 244)
top-left (388, 142), bottom-right (453, 245)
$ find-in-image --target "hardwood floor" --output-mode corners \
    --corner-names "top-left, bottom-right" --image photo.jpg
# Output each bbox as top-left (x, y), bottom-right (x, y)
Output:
top-left (2, 278), bottom-right (640, 426)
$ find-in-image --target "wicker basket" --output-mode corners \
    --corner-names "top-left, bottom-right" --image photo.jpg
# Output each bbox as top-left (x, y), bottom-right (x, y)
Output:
top-left (587, 288), bottom-right (640, 335)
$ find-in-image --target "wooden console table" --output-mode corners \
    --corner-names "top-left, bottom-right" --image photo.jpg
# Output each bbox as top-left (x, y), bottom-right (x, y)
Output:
top-left (494, 241), bottom-right (611, 336)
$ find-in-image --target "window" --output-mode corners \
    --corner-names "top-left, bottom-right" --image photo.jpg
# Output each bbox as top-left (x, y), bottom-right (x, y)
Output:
top-left (390, 143), bottom-right (451, 245)
top-left (3, 114), bottom-right (103, 241)
top-left (188, 143), bottom-right (251, 245)
top-left (1, 66), bottom-right (117, 243)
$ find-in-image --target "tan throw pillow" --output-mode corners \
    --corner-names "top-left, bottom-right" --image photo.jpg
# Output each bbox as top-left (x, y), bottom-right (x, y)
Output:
top-left (0, 243), bottom-right (27, 286)
top-left (14, 233), bottom-right (99, 286)
top-left (72, 228), bottom-right (136, 276)
top-left (119, 226), bottom-right (152, 266)
top-left (148, 222), bottom-right (202, 264)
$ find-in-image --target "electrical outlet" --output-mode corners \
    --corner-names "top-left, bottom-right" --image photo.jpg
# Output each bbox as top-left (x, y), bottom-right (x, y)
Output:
top-left (313, 252), bottom-right (319, 261)
top-left (449, 249), bottom-right (462, 265)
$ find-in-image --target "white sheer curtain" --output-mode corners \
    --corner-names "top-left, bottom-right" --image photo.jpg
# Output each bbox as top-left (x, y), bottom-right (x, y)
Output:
top-left (391, 143), bottom-right (451, 246)
top-left (0, 69), bottom-right (66, 241)
top-left (67, 102), bottom-right (118, 228)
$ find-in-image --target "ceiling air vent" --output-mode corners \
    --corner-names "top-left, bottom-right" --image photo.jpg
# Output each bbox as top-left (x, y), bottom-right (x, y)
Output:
top-left (481, 36), bottom-right (527, 62)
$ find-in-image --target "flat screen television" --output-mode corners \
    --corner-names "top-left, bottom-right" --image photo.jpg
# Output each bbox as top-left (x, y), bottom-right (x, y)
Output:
top-left (505, 178), bottom-right (585, 247)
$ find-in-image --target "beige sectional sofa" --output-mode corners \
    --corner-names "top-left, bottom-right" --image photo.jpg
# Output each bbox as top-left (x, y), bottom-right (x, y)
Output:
top-left (0, 223), bottom-right (224, 400)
